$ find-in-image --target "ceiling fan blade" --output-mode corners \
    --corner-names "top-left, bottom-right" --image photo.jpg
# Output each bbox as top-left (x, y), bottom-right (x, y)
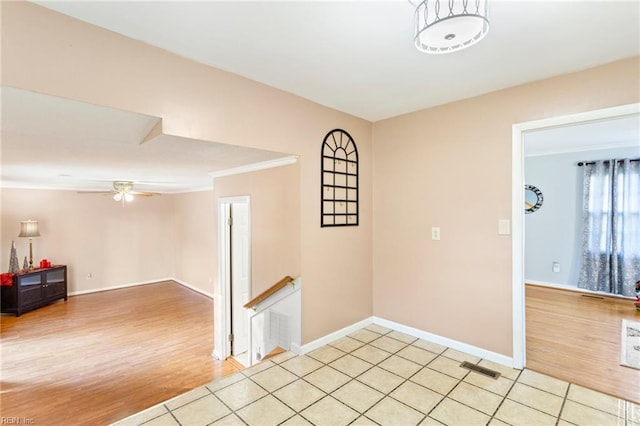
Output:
top-left (76, 191), bottom-right (114, 195)
top-left (131, 191), bottom-right (161, 197)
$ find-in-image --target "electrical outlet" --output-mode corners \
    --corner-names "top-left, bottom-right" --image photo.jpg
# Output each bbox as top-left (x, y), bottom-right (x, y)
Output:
top-left (86, 273), bottom-right (93, 279)
top-left (431, 227), bottom-right (441, 241)
top-left (552, 262), bottom-right (560, 273)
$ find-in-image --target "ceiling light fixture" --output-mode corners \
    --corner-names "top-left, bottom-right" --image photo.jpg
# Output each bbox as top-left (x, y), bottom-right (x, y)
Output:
top-left (113, 181), bottom-right (135, 205)
top-left (411, 0), bottom-right (490, 54)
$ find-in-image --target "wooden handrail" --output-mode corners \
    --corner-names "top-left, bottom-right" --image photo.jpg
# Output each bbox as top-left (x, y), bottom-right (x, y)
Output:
top-left (243, 276), bottom-right (294, 310)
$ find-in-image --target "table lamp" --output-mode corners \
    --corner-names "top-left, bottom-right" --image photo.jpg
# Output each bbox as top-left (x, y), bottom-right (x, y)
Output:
top-left (18, 220), bottom-right (40, 270)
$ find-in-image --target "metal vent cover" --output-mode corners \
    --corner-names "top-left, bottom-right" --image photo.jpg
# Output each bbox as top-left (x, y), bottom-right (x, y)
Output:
top-left (460, 361), bottom-right (501, 379)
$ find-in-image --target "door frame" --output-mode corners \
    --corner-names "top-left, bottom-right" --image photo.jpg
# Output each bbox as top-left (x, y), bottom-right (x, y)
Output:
top-left (510, 102), bottom-right (639, 369)
top-left (214, 195), bottom-right (251, 362)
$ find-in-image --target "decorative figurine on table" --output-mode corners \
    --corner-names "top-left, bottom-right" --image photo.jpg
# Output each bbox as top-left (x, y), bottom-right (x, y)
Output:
top-left (8, 241), bottom-right (19, 273)
top-left (22, 256), bottom-right (28, 271)
top-left (635, 280), bottom-right (640, 312)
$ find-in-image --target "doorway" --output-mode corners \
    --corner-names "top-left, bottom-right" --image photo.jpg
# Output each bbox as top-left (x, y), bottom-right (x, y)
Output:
top-left (511, 103), bottom-right (640, 369)
top-left (216, 196), bottom-right (251, 365)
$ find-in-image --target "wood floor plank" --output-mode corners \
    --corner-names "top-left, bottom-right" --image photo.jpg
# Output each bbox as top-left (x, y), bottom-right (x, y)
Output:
top-left (0, 281), bottom-right (239, 425)
top-left (525, 284), bottom-right (640, 403)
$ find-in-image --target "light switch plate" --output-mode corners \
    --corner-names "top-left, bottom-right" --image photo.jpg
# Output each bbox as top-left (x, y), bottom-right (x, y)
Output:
top-left (498, 219), bottom-right (511, 235)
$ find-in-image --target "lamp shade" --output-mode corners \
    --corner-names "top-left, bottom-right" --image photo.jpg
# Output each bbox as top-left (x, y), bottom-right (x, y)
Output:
top-left (18, 220), bottom-right (40, 238)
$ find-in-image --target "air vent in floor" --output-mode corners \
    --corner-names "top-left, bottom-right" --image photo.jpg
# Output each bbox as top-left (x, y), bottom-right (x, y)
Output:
top-left (459, 361), bottom-right (501, 379)
top-left (580, 294), bottom-right (605, 300)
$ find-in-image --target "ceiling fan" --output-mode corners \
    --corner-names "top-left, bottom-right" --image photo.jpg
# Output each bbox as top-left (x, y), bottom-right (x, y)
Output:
top-left (79, 181), bottom-right (160, 205)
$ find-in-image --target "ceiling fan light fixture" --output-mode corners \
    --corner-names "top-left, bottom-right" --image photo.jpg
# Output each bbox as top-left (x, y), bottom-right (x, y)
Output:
top-left (113, 192), bottom-right (123, 202)
top-left (412, 0), bottom-right (490, 54)
top-left (124, 193), bottom-right (134, 202)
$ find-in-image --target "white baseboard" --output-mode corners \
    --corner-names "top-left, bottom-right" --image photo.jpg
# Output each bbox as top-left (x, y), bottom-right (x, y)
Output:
top-left (68, 277), bottom-right (175, 296)
top-left (371, 316), bottom-right (514, 369)
top-left (526, 280), bottom-right (633, 300)
top-left (69, 277), bottom-right (214, 299)
top-left (293, 317), bottom-right (374, 355)
top-left (171, 278), bottom-right (214, 299)
top-left (293, 316), bottom-right (514, 369)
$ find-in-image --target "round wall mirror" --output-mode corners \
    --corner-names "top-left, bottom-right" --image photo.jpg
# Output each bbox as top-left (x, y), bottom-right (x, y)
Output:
top-left (524, 184), bottom-right (543, 214)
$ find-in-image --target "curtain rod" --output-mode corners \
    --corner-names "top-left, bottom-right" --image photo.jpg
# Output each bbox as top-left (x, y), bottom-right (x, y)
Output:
top-left (577, 158), bottom-right (640, 166)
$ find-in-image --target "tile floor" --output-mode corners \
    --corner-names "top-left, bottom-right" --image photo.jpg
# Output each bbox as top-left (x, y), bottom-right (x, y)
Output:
top-left (114, 324), bottom-right (639, 426)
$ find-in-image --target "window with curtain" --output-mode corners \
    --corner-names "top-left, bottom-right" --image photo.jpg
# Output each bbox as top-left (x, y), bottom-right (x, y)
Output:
top-left (577, 158), bottom-right (640, 296)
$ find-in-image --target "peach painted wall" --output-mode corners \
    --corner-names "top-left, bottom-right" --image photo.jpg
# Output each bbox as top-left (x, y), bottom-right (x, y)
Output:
top-left (372, 57), bottom-right (640, 356)
top-left (0, 188), bottom-right (176, 294)
top-left (213, 164), bottom-right (301, 298)
top-left (172, 190), bottom-right (216, 297)
top-left (1, 2), bottom-right (373, 343)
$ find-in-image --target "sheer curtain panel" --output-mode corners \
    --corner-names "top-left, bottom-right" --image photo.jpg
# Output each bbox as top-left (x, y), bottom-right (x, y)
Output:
top-left (577, 158), bottom-right (640, 297)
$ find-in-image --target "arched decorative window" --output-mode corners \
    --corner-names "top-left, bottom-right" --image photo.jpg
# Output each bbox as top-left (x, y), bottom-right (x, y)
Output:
top-left (321, 129), bottom-right (359, 227)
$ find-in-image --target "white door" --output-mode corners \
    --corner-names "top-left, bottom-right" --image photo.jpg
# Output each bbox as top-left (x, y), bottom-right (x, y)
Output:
top-left (230, 201), bottom-right (250, 356)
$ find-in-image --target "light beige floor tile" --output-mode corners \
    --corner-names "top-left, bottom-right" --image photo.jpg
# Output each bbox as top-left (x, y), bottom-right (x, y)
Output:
top-left (250, 365), bottom-right (298, 392)
top-left (144, 413), bottom-right (179, 426)
top-left (349, 329), bottom-right (383, 343)
top-left (211, 413), bottom-right (245, 425)
top-left (171, 394), bottom-right (231, 426)
top-left (113, 404), bottom-right (169, 426)
top-left (280, 355), bottom-right (323, 377)
top-left (331, 379), bottom-right (385, 413)
top-left (442, 348), bottom-right (481, 364)
top-left (366, 324), bottom-right (392, 335)
top-left (517, 369), bottom-right (568, 397)
top-left (304, 365), bottom-right (351, 393)
top-left (494, 398), bottom-right (557, 426)
top-left (478, 359), bottom-right (521, 381)
top-left (273, 379), bottom-right (325, 412)
top-left (420, 417), bottom-right (446, 425)
top-left (300, 396), bottom-right (359, 426)
top-left (214, 378), bottom-right (268, 411)
top-left (307, 345), bottom-right (346, 364)
top-left (165, 386), bottom-right (211, 411)
top-left (370, 335), bottom-right (408, 353)
top-left (280, 415), bottom-right (313, 426)
top-left (449, 382), bottom-right (503, 415)
top-left (206, 372), bottom-right (245, 392)
top-left (412, 339), bottom-right (447, 355)
top-left (352, 344), bottom-right (393, 364)
top-left (387, 330), bottom-right (417, 344)
top-left (628, 401), bottom-right (640, 424)
top-left (268, 351), bottom-right (298, 364)
top-left (463, 371), bottom-right (514, 396)
top-left (236, 395), bottom-right (295, 426)
top-left (557, 421), bottom-right (576, 426)
top-left (329, 354), bottom-right (373, 378)
top-left (242, 360), bottom-right (276, 377)
top-left (488, 419), bottom-right (510, 426)
top-left (430, 397), bottom-right (490, 426)
top-left (329, 336), bottom-right (365, 353)
top-left (507, 382), bottom-right (564, 416)
top-left (378, 355), bottom-right (422, 379)
top-left (567, 384), bottom-right (626, 417)
top-left (410, 366), bottom-right (459, 395)
top-left (561, 400), bottom-right (625, 426)
top-left (396, 345), bottom-right (438, 365)
top-left (390, 380), bottom-right (443, 414)
top-left (357, 366), bottom-right (405, 394)
top-left (351, 415), bottom-right (379, 425)
top-left (366, 396), bottom-right (424, 425)
top-left (427, 356), bottom-right (469, 379)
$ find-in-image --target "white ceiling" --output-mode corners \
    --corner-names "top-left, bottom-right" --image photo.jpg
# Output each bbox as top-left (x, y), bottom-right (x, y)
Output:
top-left (1, 87), bottom-right (289, 193)
top-left (32, 0), bottom-right (640, 121)
top-left (2, 1), bottom-right (639, 193)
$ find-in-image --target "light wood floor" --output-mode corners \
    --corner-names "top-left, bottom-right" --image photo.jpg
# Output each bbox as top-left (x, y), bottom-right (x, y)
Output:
top-left (0, 281), bottom-right (239, 425)
top-left (526, 284), bottom-right (640, 404)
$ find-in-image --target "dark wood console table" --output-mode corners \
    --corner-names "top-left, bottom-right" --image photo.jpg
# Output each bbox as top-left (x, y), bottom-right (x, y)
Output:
top-left (1, 265), bottom-right (67, 316)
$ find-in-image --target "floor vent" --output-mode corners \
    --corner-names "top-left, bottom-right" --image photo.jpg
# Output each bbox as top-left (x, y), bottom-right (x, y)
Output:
top-left (459, 361), bottom-right (501, 380)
